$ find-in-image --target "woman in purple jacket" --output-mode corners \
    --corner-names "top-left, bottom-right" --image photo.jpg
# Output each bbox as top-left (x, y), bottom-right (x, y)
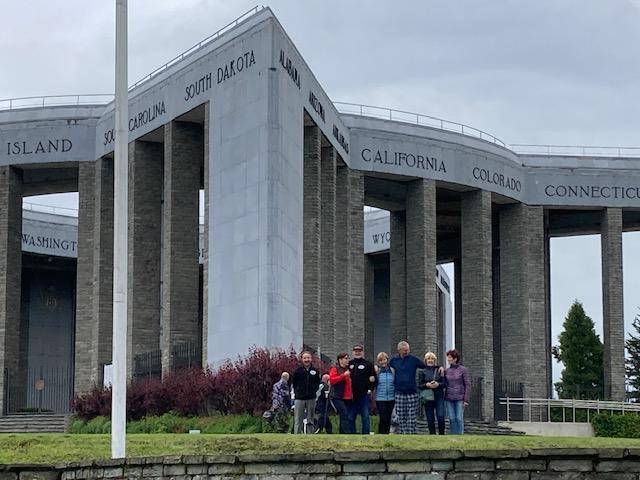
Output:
top-left (443, 349), bottom-right (470, 434)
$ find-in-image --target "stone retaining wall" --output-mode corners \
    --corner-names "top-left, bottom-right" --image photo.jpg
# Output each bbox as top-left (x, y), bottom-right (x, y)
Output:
top-left (2, 449), bottom-right (640, 480)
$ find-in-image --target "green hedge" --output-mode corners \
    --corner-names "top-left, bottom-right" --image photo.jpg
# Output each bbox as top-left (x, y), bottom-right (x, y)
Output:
top-left (70, 412), bottom-right (265, 434)
top-left (592, 412), bottom-right (640, 438)
top-left (70, 412), bottom-right (380, 434)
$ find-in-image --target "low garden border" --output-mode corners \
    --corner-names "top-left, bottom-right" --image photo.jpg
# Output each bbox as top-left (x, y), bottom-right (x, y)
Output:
top-left (3, 448), bottom-right (640, 479)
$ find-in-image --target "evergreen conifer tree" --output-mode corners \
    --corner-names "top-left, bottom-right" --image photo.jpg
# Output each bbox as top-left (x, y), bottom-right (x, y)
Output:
top-left (626, 310), bottom-right (640, 402)
top-left (552, 300), bottom-right (604, 399)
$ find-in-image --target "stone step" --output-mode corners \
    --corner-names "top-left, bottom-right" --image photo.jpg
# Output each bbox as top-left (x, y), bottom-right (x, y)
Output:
top-left (416, 418), bottom-right (525, 435)
top-left (0, 418), bottom-right (67, 424)
top-left (0, 414), bottom-right (69, 433)
top-left (0, 423), bottom-right (67, 428)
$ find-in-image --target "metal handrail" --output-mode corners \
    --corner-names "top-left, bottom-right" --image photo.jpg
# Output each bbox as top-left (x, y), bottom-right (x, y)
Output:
top-left (23, 201), bottom-right (206, 224)
top-left (499, 397), bottom-right (640, 423)
top-left (0, 94), bottom-right (114, 111)
top-left (129, 5), bottom-right (264, 91)
top-left (1, 6), bottom-right (265, 112)
top-left (5, 94), bottom-right (640, 160)
top-left (510, 143), bottom-right (640, 158)
top-left (23, 201), bottom-right (79, 217)
top-left (335, 102), bottom-right (640, 159)
top-left (334, 101), bottom-right (508, 148)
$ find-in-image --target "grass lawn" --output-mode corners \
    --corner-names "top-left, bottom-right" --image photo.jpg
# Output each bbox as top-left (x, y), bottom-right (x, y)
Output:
top-left (1, 434), bottom-right (640, 465)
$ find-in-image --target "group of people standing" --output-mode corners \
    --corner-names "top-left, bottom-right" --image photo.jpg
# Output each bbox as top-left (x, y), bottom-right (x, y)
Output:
top-left (270, 341), bottom-right (471, 435)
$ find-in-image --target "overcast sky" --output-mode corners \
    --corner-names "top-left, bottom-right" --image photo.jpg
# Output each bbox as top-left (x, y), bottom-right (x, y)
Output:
top-left (2, 0), bottom-right (640, 385)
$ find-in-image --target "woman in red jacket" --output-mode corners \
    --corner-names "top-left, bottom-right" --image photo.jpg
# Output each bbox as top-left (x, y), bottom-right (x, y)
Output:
top-left (329, 352), bottom-right (353, 434)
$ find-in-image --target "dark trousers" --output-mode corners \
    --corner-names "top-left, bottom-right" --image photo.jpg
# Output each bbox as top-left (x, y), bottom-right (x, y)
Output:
top-left (424, 396), bottom-right (446, 435)
top-left (376, 400), bottom-right (395, 434)
top-left (349, 394), bottom-right (371, 434)
top-left (272, 410), bottom-right (290, 433)
top-left (315, 403), bottom-right (333, 433)
top-left (332, 398), bottom-right (353, 434)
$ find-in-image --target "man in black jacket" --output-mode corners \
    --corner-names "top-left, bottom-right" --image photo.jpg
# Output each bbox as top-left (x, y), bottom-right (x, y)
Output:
top-left (291, 351), bottom-right (320, 433)
top-left (348, 344), bottom-right (376, 434)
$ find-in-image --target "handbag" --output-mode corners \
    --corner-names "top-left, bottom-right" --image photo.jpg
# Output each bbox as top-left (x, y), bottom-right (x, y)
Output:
top-left (419, 368), bottom-right (437, 403)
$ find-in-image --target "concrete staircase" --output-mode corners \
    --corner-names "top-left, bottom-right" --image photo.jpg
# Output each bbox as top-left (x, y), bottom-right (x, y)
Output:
top-left (0, 413), bottom-right (69, 433)
top-left (416, 418), bottom-right (525, 435)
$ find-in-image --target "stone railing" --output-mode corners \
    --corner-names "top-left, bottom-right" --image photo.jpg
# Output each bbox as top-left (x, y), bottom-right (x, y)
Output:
top-left (3, 449), bottom-right (640, 480)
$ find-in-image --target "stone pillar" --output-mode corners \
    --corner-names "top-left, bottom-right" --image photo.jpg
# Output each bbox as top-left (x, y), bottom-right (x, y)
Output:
top-left (544, 215), bottom-right (553, 397)
top-left (162, 122), bottom-right (203, 374)
top-left (335, 166), bottom-right (364, 352)
top-left (389, 210), bottom-right (407, 350)
top-left (0, 166), bottom-right (22, 414)
top-left (91, 157), bottom-right (114, 386)
top-left (364, 255), bottom-right (375, 358)
top-left (302, 125), bottom-right (321, 353)
top-left (461, 189), bottom-right (493, 419)
top-left (320, 146), bottom-right (336, 359)
top-left (454, 258), bottom-right (462, 355)
top-left (202, 103), bottom-right (210, 366)
top-left (436, 287), bottom-right (444, 363)
top-left (492, 220), bottom-right (502, 397)
top-left (128, 141), bottom-right (163, 377)
top-left (74, 162), bottom-right (95, 393)
top-left (500, 204), bottom-right (549, 400)
top-left (335, 166), bottom-right (349, 354)
top-left (405, 179), bottom-right (437, 357)
top-left (348, 170), bottom-right (365, 348)
top-left (601, 208), bottom-right (625, 401)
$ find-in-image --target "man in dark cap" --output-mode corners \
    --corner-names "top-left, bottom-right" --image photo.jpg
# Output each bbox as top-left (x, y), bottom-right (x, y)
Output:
top-left (348, 344), bottom-right (376, 434)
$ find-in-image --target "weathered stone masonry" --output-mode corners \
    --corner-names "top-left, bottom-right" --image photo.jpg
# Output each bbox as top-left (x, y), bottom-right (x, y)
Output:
top-left (602, 207), bottom-right (625, 402)
top-left (461, 189), bottom-right (494, 420)
top-left (91, 157), bottom-right (114, 388)
top-left (302, 125), bottom-right (322, 353)
top-left (335, 166), bottom-right (365, 354)
top-left (389, 210), bottom-right (407, 352)
top-left (0, 166), bottom-right (22, 414)
top-left (74, 162), bottom-right (96, 393)
top-left (162, 121), bottom-right (203, 374)
top-left (499, 204), bottom-right (549, 400)
top-left (405, 178), bottom-right (437, 358)
top-left (128, 141), bottom-right (163, 378)
top-left (320, 145), bottom-right (336, 358)
top-left (7, 449), bottom-right (640, 480)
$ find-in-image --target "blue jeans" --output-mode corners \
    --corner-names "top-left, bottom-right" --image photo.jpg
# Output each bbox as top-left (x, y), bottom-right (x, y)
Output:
top-left (424, 395), bottom-right (445, 434)
top-left (349, 395), bottom-right (370, 434)
top-left (332, 398), bottom-right (353, 434)
top-left (446, 400), bottom-right (465, 434)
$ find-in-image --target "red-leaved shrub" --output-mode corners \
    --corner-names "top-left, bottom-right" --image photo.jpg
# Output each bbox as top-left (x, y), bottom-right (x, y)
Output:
top-left (72, 346), bottom-right (329, 420)
top-left (162, 367), bottom-right (212, 416)
top-left (72, 386), bottom-right (112, 420)
top-left (230, 346), bottom-right (325, 415)
top-left (140, 377), bottom-right (172, 417)
top-left (208, 362), bottom-right (240, 415)
top-left (126, 377), bottom-right (170, 420)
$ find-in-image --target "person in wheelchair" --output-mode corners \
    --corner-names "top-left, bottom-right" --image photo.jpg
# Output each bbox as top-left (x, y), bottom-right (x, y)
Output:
top-left (314, 373), bottom-right (334, 433)
top-left (269, 371), bottom-right (291, 433)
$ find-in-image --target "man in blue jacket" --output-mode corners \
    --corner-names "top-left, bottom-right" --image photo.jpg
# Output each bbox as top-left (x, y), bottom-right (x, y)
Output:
top-left (389, 341), bottom-right (425, 434)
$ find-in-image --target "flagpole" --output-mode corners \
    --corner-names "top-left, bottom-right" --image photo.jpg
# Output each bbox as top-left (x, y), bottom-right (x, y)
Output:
top-left (112, 0), bottom-right (128, 459)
